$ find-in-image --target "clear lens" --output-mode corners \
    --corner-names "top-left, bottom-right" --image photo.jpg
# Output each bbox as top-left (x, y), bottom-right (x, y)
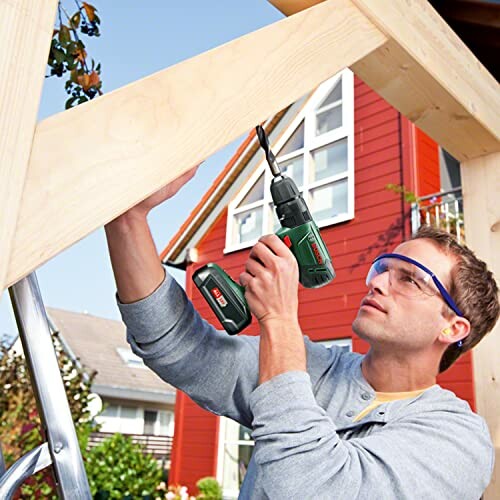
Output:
top-left (366, 257), bottom-right (437, 297)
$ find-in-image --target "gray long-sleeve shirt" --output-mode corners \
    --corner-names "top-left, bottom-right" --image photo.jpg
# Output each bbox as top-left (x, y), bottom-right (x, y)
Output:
top-left (118, 272), bottom-right (494, 499)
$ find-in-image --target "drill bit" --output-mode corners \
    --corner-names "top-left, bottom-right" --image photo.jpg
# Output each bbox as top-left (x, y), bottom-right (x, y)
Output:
top-left (256, 125), bottom-right (281, 177)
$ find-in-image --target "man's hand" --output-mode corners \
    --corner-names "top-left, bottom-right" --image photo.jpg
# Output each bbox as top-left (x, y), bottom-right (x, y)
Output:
top-left (239, 235), bottom-right (306, 384)
top-left (109, 165), bottom-right (199, 226)
top-left (239, 234), bottom-right (299, 324)
top-left (105, 164), bottom-right (199, 304)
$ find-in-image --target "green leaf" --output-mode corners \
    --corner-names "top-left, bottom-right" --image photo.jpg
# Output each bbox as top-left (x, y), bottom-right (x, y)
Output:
top-left (70, 12), bottom-right (81, 29)
top-left (53, 47), bottom-right (66, 64)
top-left (66, 58), bottom-right (78, 70)
top-left (65, 97), bottom-right (78, 109)
top-left (59, 25), bottom-right (71, 45)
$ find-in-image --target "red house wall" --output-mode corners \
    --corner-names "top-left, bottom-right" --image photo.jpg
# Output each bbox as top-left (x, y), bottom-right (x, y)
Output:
top-left (170, 77), bottom-right (474, 491)
top-left (415, 128), bottom-right (441, 196)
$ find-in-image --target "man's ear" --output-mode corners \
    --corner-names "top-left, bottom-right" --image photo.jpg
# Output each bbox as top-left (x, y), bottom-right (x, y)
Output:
top-left (439, 317), bottom-right (471, 346)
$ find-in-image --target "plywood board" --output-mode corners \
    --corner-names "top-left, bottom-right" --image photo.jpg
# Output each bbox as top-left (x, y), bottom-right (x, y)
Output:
top-left (0, 0), bottom-right (57, 293)
top-left (5, 0), bottom-right (386, 288)
top-left (269, 0), bottom-right (500, 161)
top-left (461, 153), bottom-right (500, 500)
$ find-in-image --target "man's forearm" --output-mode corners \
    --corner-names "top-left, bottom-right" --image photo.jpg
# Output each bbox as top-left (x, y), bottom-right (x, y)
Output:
top-left (258, 319), bottom-right (307, 385)
top-left (104, 213), bottom-right (165, 304)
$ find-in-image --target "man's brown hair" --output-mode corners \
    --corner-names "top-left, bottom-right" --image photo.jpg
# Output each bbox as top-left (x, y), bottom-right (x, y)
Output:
top-left (412, 225), bottom-right (499, 373)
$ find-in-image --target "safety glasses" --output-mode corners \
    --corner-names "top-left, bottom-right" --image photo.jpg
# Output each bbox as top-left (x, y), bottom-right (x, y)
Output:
top-left (366, 253), bottom-right (463, 317)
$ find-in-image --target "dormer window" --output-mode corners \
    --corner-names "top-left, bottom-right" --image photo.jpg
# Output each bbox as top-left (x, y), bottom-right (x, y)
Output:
top-left (116, 347), bottom-right (146, 369)
top-left (226, 69), bottom-right (354, 252)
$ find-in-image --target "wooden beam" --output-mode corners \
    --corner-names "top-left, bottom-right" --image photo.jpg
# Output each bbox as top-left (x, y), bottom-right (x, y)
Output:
top-left (4, 0), bottom-right (387, 288)
top-left (461, 153), bottom-right (500, 500)
top-left (0, 0), bottom-right (57, 293)
top-left (268, 0), bottom-right (500, 161)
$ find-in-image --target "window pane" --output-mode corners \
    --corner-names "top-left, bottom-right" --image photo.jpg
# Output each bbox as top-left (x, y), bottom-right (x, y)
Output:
top-left (239, 425), bottom-right (253, 442)
top-left (278, 155), bottom-right (304, 188)
top-left (159, 411), bottom-right (174, 435)
top-left (144, 410), bottom-right (157, 435)
top-left (121, 406), bottom-right (137, 420)
top-left (310, 179), bottom-right (348, 221)
top-left (101, 404), bottom-right (118, 417)
top-left (319, 79), bottom-right (342, 109)
top-left (269, 203), bottom-right (280, 232)
top-left (235, 207), bottom-right (263, 244)
top-left (222, 420), bottom-right (254, 494)
top-left (119, 406), bottom-right (140, 434)
top-left (238, 444), bottom-right (253, 485)
top-left (311, 139), bottom-right (347, 181)
top-left (316, 105), bottom-right (342, 135)
top-left (238, 173), bottom-right (264, 207)
top-left (278, 120), bottom-right (304, 156)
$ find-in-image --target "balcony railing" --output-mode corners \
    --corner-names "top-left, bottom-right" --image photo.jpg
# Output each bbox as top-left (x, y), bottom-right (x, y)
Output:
top-left (88, 432), bottom-right (173, 461)
top-left (411, 187), bottom-right (464, 242)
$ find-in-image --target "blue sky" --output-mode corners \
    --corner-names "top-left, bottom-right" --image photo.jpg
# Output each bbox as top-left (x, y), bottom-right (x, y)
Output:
top-left (0, 1), bottom-right (283, 343)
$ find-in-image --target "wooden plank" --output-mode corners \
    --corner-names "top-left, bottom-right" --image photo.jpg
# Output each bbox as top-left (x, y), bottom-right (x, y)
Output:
top-left (269, 0), bottom-right (500, 161)
top-left (461, 152), bottom-right (500, 500)
top-left (3, 0), bottom-right (387, 289)
top-left (0, 0), bottom-right (57, 293)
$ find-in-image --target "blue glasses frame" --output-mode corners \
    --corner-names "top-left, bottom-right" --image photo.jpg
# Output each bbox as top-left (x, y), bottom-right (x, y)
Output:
top-left (372, 253), bottom-right (464, 318)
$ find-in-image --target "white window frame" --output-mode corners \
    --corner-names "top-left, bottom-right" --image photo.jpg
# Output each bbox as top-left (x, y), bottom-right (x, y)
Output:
top-left (225, 69), bottom-right (355, 253)
top-left (96, 404), bottom-right (142, 434)
top-left (116, 346), bottom-right (147, 369)
top-left (97, 404), bottom-right (174, 436)
top-left (216, 417), bottom-right (254, 499)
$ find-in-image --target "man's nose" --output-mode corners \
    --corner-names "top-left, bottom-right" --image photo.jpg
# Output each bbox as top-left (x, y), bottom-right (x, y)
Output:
top-left (367, 269), bottom-right (390, 295)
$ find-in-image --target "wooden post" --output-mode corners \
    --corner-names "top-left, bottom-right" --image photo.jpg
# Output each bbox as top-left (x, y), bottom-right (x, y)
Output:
top-left (461, 152), bottom-right (500, 500)
top-left (0, 0), bottom-right (57, 294)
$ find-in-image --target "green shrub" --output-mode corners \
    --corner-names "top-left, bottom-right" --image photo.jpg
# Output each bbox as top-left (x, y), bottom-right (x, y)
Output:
top-left (196, 477), bottom-right (222, 500)
top-left (85, 433), bottom-right (162, 499)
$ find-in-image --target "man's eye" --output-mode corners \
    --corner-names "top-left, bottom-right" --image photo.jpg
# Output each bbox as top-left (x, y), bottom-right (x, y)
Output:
top-left (402, 275), bottom-right (421, 288)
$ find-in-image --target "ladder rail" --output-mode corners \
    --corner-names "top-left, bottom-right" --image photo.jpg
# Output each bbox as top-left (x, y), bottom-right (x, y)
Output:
top-left (0, 443), bottom-right (52, 498)
top-left (0, 272), bottom-right (91, 499)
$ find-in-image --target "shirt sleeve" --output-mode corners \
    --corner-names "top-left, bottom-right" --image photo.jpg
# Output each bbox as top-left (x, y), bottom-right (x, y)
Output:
top-left (249, 371), bottom-right (494, 500)
top-left (118, 270), bottom-right (260, 427)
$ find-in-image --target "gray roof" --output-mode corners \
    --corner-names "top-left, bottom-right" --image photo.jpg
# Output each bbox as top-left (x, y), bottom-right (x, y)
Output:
top-left (46, 307), bottom-right (175, 404)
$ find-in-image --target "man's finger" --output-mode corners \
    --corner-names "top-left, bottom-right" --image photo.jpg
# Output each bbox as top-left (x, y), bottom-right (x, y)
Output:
top-left (258, 234), bottom-right (293, 259)
top-left (246, 257), bottom-right (265, 277)
top-left (239, 271), bottom-right (252, 287)
top-left (250, 241), bottom-right (277, 269)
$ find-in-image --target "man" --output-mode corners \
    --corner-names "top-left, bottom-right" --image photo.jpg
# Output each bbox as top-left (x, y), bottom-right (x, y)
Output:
top-left (105, 168), bottom-right (499, 499)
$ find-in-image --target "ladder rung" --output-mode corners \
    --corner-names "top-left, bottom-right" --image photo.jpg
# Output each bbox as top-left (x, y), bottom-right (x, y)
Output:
top-left (0, 442), bottom-right (52, 499)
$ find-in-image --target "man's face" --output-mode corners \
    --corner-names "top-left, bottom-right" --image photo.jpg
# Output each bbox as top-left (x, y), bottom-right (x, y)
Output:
top-left (352, 238), bottom-right (456, 352)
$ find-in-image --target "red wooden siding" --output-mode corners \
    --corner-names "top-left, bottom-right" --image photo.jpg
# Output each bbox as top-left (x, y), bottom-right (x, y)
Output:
top-left (414, 128), bottom-right (441, 196)
top-left (170, 76), bottom-right (474, 490)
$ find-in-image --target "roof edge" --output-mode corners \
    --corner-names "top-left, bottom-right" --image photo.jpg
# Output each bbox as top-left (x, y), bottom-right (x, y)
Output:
top-left (161, 110), bottom-right (292, 266)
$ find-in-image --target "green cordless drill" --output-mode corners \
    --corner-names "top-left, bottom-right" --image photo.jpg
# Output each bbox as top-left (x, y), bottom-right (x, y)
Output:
top-left (193, 125), bottom-right (335, 335)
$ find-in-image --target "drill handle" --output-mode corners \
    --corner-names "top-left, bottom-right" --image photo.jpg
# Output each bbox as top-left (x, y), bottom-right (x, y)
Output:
top-left (276, 223), bottom-right (335, 289)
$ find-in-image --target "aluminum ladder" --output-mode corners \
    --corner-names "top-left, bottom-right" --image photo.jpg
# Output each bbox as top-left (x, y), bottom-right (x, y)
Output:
top-left (0, 272), bottom-right (91, 499)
